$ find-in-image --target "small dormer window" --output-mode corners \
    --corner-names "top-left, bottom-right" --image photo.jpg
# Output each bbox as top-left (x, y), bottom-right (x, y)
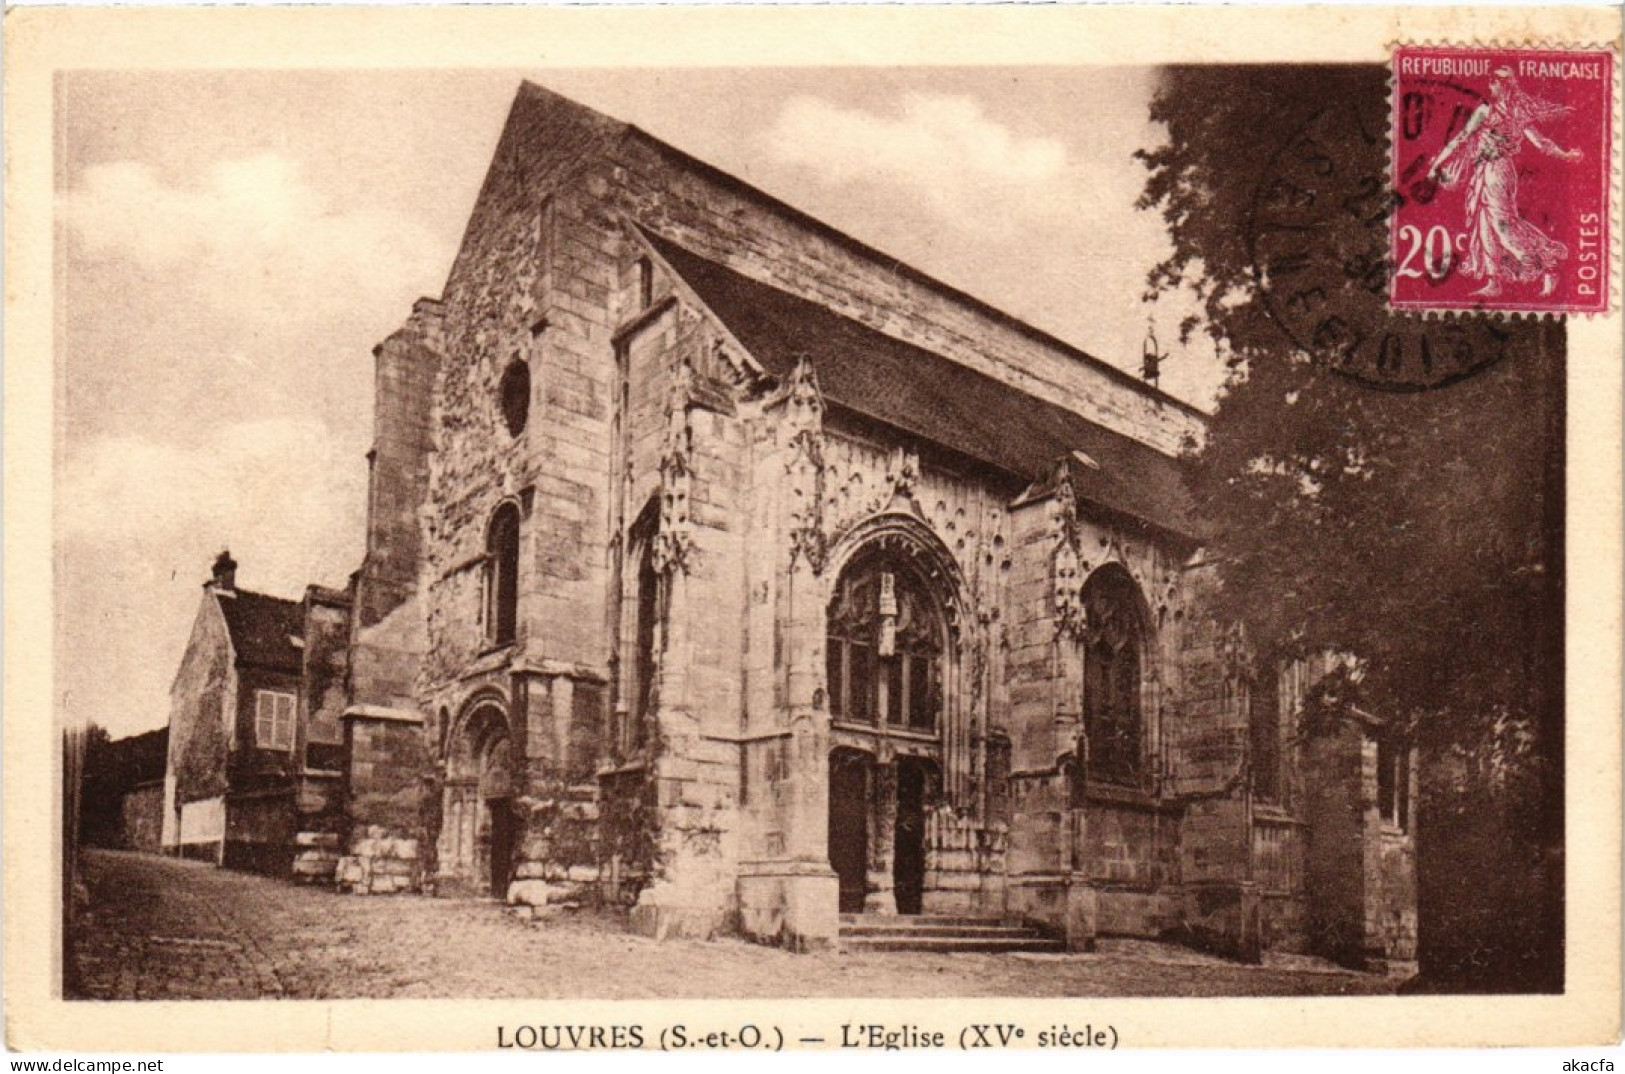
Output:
top-left (485, 502), bottom-right (521, 646)
top-left (1080, 565), bottom-right (1147, 786)
top-left (1377, 738), bottom-right (1410, 831)
top-left (499, 360), bottom-right (530, 436)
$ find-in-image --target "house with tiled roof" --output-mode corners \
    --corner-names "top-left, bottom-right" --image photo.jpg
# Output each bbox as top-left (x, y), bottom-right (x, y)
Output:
top-left (162, 552), bottom-right (350, 878)
top-left (108, 80), bottom-right (1418, 967)
top-left (313, 81), bottom-right (1420, 971)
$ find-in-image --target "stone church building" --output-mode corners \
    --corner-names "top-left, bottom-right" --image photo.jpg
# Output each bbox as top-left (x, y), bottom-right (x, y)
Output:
top-left (167, 81), bottom-right (1417, 968)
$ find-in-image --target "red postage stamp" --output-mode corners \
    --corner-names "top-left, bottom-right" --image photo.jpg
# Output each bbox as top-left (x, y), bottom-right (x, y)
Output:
top-left (1390, 46), bottom-right (1615, 315)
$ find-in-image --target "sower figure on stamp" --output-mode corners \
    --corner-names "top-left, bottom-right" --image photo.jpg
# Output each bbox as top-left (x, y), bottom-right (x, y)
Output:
top-left (1428, 66), bottom-right (1582, 298)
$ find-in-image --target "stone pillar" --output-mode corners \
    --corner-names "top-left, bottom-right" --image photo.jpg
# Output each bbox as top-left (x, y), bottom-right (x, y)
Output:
top-left (1064, 875), bottom-right (1099, 952)
top-left (1237, 881), bottom-right (1263, 964)
top-left (1303, 722), bottom-right (1375, 967)
top-left (780, 712), bottom-right (839, 945)
top-left (504, 671), bottom-right (609, 914)
top-left (547, 676), bottom-right (574, 780)
top-left (734, 361), bottom-right (840, 950)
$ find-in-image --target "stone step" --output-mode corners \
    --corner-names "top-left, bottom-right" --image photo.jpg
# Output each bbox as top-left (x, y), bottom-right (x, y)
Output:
top-left (841, 922), bottom-right (1049, 938)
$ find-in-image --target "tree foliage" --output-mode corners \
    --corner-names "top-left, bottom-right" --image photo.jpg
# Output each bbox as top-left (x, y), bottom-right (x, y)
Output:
top-left (1140, 66), bottom-right (1563, 989)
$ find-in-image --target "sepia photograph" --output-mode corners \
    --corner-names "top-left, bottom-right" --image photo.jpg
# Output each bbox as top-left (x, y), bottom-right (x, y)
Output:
top-left (7, 2), bottom-right (1621, 1055)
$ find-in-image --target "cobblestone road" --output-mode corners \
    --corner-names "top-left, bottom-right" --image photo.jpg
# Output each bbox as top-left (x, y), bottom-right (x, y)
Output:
top-left (69, 850), bottom-right (1398, 1000)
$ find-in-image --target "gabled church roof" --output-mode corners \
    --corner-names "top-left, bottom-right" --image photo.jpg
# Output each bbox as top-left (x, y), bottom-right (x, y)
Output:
top-left (217, 589), bottom-right (304, 672)
top-left (641, 228), bottom-right (1199, 540)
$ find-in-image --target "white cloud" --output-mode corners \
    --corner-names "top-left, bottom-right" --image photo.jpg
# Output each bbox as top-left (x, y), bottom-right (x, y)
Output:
top-left (59, 154), bottom-right (446, 323)
top-left (764, 94), bottom-right (1068, 224)
top-left (56, 153), bottom-right (430, 737)
top-left (58, 418), bottom-right (366, 592)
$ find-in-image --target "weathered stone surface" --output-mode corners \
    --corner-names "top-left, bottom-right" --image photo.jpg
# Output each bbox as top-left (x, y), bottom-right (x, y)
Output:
top-left (72, 850), bottom-right (1400, 1000)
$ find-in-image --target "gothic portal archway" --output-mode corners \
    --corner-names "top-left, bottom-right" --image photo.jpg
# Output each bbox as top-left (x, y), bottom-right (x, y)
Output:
top-left (823, 524), bottom-right (958, 915)
top-left (440, 699), bottom-right (518, 897)
top-left (828, 748), bottom-right (871, 914)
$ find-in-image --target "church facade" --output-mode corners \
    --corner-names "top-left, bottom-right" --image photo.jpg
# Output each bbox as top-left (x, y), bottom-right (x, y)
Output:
top-left (217, 82), bottom-right (1416, 968)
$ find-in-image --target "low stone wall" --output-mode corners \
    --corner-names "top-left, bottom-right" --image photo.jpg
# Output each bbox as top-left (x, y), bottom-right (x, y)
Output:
top-left (1259, 891), bottom-right (1308, 954)
top-left (1097, 887), bottom-right (1182, 937)
top-left (1178, 881), bottom-right (1262, 963)
top-left (736, 862), bottom-right (839, 951)
top-left (923, 809), bottom-right (1007, 915)
top-left (1366, 829), bottom-right (1418, 969)
top-left (120, 783), bottom-right (165, 853)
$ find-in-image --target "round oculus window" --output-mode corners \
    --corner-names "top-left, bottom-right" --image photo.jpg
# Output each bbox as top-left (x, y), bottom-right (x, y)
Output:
top-left (499, 360), bottom-right (530, 436)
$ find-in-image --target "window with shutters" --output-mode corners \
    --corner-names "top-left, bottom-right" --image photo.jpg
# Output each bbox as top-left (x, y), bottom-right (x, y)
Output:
top-left (1080, 565), bottom-right (1147, 786)
top-left (254, 689), bottom-right (296, 751)
top-left (826, 552), bottom-right (944, 732)
top-left (1250, 665), bottom-right (1283, 803)
top-left (986, 732), bottom-right (1013, 826)
top-left (1377, 738), bottom-right (1410, 831)
top-left (622, 504), bottom-right (662, 754)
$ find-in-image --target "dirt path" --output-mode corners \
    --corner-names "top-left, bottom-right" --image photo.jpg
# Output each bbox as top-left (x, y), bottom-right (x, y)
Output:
top-left (69, 850), bottom-right (1397, 1000)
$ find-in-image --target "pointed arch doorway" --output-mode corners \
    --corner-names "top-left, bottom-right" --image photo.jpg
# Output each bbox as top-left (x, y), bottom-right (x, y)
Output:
top-left (828, 749), bottom-right (870, 913)
top-left (441, 700), bottom-right (518, 897)
top-left (824, 536), bottom-right (952, 915)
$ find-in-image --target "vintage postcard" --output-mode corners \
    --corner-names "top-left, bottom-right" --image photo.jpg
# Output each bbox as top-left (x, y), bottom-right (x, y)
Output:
top-left (5, 3), bottom-right (1621, 1056)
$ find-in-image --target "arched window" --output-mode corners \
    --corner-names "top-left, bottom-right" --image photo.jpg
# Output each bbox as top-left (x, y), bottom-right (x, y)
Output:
top-left (1081, 566), bottom-right (1146, 785)
top-left (485, 503), bottom-right (520, 646)
top-left (826, 552), bottom-right (944, 731)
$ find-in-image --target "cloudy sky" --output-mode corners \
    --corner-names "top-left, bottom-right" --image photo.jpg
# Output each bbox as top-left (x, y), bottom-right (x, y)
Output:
top-left (56, 68), bottom-right (1217, 739)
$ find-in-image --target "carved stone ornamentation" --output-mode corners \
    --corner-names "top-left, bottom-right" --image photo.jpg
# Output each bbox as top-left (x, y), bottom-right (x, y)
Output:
top-left (1050, 466), bottom-right (1088, 637)
top-left (1053, 538), bottom-right (1086, 637)
top-left (1218, 624), bottom-right (1255, 683)
top-left (654, 355), bottom-right (697, 575)
top-left (783, 356), bottom-right (829, 574)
